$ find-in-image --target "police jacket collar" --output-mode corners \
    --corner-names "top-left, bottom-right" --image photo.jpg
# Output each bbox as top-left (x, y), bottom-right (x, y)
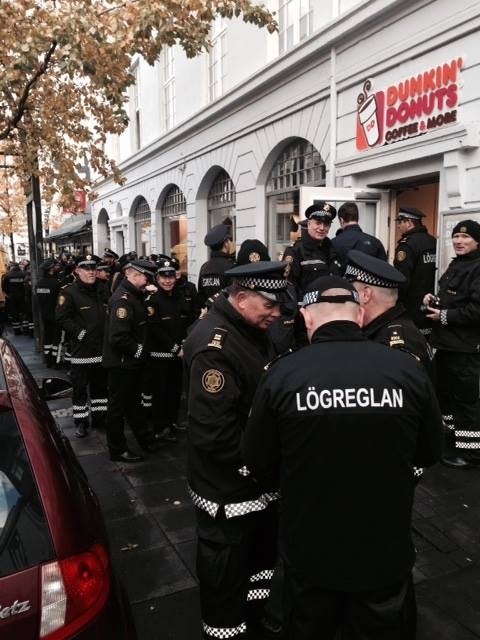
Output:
top-left (452, 248), bottom-right (480, 262)
top-left (362, 302), bottom-right (407, 338)
top-left (210, 250), bottom-right (231, 259)
top-left (311, 320), bottom-right (366, 343)
top-left (401, 224), bottom-right (428, 239)
top-left (120, 278), bottom-right (145, 297)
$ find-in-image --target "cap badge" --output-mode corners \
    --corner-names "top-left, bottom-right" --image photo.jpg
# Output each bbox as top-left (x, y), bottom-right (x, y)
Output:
top-left (202, 369), bottom-right (225, 394)
top-left (248, 252), bottom-right (261, 263)
top-left (460, 226), bottom-right (467, 233)
top-left (86, 255), bottom-right (92, 260)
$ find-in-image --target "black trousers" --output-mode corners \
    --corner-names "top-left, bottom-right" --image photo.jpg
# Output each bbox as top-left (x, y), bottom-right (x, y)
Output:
top-left (433, 350), bottom-right (480, 454)
top-left (196, 503), bottom-right (278, 639)
top-left (69, 363), bottom-right (108, 427)
top-left (150, 357), bottom-right (183, 432)
top-left (105, 366), bottom-right (152, 454)
top-left (283, 569), bottom-right (416, 640)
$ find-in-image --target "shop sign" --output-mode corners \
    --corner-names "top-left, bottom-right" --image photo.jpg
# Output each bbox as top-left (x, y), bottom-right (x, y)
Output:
top-left (356, 57), bottom-right (463, 151)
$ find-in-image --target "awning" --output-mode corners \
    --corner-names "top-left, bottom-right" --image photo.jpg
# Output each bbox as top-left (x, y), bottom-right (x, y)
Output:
top-left (46, 213), bottom-right (92, 240)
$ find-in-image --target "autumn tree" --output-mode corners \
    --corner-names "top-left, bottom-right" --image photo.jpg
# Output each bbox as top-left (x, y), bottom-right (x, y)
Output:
top-left (0, 0), bottom-right (277, 209)
top-left (0, 167), bottom-right (27, 259)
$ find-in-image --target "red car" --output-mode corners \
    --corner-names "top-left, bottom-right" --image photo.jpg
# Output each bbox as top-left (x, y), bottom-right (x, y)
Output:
top-left (0, 338), bottom-right (137, 639)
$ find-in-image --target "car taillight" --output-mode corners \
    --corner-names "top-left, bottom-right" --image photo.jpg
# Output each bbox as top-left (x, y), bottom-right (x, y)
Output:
top-left (39, 543), bottom-right (111, 639)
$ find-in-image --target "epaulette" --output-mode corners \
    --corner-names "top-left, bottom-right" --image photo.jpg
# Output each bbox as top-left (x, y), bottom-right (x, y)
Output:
top-left (121, 293), bottom-right (129, 300)
top-left (386, 324), bottom-right (421, 362)
top-left (207, 327), bottom-right (228, 350)
top-left (264, 348), bottom-right (294, 371)
top-left (386, 324), bottom-right (405, 349)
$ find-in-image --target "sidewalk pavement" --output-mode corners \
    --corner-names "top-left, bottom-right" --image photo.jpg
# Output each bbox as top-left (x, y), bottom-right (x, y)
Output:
top-left (10, 333), bottom-right (480, 639)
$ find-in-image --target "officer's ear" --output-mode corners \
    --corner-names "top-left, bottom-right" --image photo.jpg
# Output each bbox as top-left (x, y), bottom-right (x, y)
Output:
top-left (300, 306), bottom-right (313, 332)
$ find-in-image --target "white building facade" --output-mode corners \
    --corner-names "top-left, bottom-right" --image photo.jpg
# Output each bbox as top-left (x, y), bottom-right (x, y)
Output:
top-left (91, 0), bottom-right (480, 280)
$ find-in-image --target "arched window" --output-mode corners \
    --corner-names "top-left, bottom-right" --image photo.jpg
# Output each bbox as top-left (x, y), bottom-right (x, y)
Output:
top-left (266, 139), bottom-right (325, 260)
top-left (133, 197), bottom-right (151, 257)
top-left (161, 185), bottom-right (187, 275)
top-left (207, 169), bottom-right (236, 245)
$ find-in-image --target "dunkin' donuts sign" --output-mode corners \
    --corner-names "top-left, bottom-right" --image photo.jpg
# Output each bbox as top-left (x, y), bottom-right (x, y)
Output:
top-left (356, 57), bottom-right (463, 151)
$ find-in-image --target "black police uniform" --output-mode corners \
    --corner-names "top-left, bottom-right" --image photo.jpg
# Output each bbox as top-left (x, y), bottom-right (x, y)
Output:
top-left (183, 262), bottom-right (288, 640)
top-left (2, 265), bottom-right (27, 334)
top-left (35, 261), bottom-right (61, 366)
top-left (393, 209), bottom-right (436, 333)
top-left (23, 267), bottom-right (34, 336)
top-left (102, 263), bottom-right (157, 458)
top-left (283, 204), bottom-right (341, 346)
top-left (283, 234), bottom-right (341, 296)
top-left (429, 243), bottom-right (480, 460)
top-left (55, 259), bottom-right (109, 435)
top-left (144, 264), bottom-right (198, 437)
top-left (198, 224), bottom-right (234, 307)
top-left (243, 311), bottom-right (442, 639)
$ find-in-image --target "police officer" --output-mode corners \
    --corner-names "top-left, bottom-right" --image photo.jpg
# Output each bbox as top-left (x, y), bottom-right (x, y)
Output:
top-left (332, 201), bottom-right (387, 272)
top-left (346, 250), bottom-right (431, 369)
top-left (282, 201), bottom-right (342, 297)
top-left (35, 258), bottom-right (61, 367)
top-left (424, 219), bottom-right (480, 470)
top-left (197, 223), bottom-right (234, 307)
top-left (236, 239), bottom-right (297, 354)
top-left (102, 248), bottom-right (120, 275)
top-left (144, 258), bottom-right (198, 441)
top-left (2, 262), bottom-right (26, 335)
top-left (243, 275), bottom-right (442, 640)
top-left (283, 201), bottom-right (341, 345)
top-left (55, 255), bottom-right (109, 437)
top-left (102, 259), bottom-right (160, 462)
top-left (183, 261), bottom-right (290, 640)
top-left (394, 207), bottom-right (437, 334)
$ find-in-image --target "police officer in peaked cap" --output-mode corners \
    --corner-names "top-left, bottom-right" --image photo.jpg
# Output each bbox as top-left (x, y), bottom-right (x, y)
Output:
top-left (183, 260), bottom-right (289, 640)
top-left (102, 259), bottom-right (162, 462)
top-left (346, 249), bottom-right (431, 369)
top-left (55, 254), bottom-right (109, 438)
top-left (394, 206), bottom-right (437, 334)
top-left (282, 201), bottom-right (342, 345)
top-left (243, 274), bottom-right (442, 640)
top-left (197, 223), bottom-right (235, 308)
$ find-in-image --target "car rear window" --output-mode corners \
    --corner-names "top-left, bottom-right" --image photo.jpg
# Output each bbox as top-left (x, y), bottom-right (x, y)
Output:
top-left (0, 410), bottom-right (54, 577)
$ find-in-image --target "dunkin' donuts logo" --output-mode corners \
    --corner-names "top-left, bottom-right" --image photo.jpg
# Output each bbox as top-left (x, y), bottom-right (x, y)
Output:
top-left (356, 57), bottom-right (463, 150)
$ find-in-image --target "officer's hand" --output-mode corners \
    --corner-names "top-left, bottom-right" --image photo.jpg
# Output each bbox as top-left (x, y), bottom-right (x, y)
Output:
top-left (422, 293), bottom-right (435, 306)
top-left (177, 348), bottom-right (184, 358)
top-left (145, 284), bottom-right (158, 293)
top-left (425, 306), bottom-right (441, 321)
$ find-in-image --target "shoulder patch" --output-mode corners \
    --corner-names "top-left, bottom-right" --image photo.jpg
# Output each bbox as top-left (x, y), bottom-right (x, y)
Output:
top-left (58, 294), bottom-right (66, 306)
top-left (396, 250), bottom-right (407, 262)
top-left (202, 369), bottom-right (225, 393)
top-left (207, 327), bottom-right (228, 350)
top-left (116, 306), bottom-right (128, 319)
top-left (147, 306), bottom-right (155, 316)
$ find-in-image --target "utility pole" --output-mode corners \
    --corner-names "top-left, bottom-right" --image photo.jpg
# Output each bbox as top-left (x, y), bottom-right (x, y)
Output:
top-left (25, 174), bottom-right (42, 351)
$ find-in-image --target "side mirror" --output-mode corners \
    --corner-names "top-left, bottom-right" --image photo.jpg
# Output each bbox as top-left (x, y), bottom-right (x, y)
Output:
top-left (41, 377), bottom-right (72, 400)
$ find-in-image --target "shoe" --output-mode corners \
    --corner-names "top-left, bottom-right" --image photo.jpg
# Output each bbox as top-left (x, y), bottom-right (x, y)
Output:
top-left (256, 616), bottom-right (283, 638)
top-left (140, 440), bottom-right (164, 453)
top-left (441, 456), bottom-right (473, 469)
top-left (74, 424), bottom-right (88, 438)
top-left (110, 449), bottom-right (144, 463)
top-left (155, 427), bottom-right (178, 443)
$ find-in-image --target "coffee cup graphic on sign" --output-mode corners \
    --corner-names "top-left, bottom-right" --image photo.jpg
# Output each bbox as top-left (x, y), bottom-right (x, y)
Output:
top-left (357, 80), bottom-right (380, 147)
